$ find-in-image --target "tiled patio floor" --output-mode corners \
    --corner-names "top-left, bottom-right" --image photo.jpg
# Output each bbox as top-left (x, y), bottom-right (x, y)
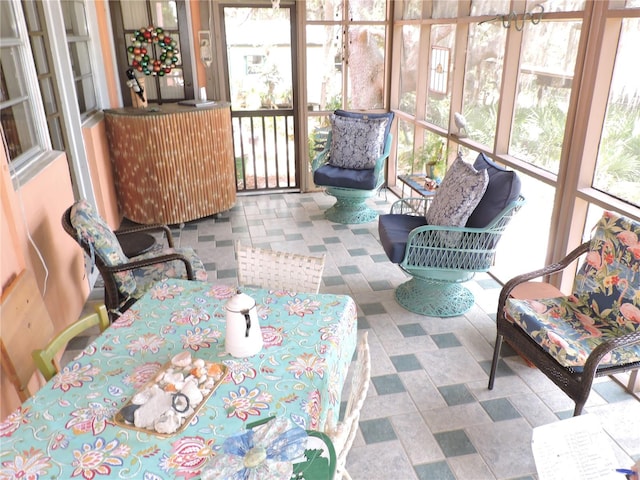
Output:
top-left (68, 191), bottom-right (640, 479)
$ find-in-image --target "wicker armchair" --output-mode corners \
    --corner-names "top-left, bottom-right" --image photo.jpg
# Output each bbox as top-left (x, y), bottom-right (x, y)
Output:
top-left (312, 110), bottom-right (394, 224)
top-left (488, 211), bottom-right (640, 416)
top-left (324, 332), bottom-right (371, 480)
top-left (236, 241), bottom-right (325, 294)
top-left (62, 201), bottom-right (207, 321)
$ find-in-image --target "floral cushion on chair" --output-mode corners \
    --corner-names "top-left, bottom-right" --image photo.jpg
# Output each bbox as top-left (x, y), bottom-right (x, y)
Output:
top-left (505, 211), bottom-right (640, 371)
top-left (131, 247), bottom-right (208, 299)
top-left (328, 114), bottom-right (389, 170)
top-left (70, 200), bottom-right (137, 298)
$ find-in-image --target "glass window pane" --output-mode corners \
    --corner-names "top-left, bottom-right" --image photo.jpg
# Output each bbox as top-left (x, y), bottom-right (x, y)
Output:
top-left (39, 77), bottom-right (57, 115)
top-left (22, 0), bottom-right (42, 31)
top-left (432, 0), bottom-right (458, 19)
top-left (151, 1), bottom-right (178, 29)
top-left (306, 0), bottom-right (342, 21)
top-left (425, 25), bottom-right (455, 128)
top-left (346, 25), bottom-right (385, 109)
top-left (471, 0), bottom-right (510, 16)
top-left (348, 0), bottom-right (386, 21)
top-left (62, 1), bottom-right (88, 37)
top-left (76, 76), bottom-right (96, 113)
top-left (399, 25), bottom-right (418, 116)
top-left (48, 116), bottom-right (65, 151)
top-left (0, 1), bottom-right (19, 38)
top-left (121, 1), bottom-right (148, 30)
top-left (461, 22), bottom-right (506, 147)
top-left (509, 20), bottom-right (580, 173)
top-left (593, 18), bottom-right (640, 207)
top-left (30, 36), bottom-right (50, 74)
top-left (1, 47), bottom-right (28, 100)
top-left (306, 25), bottom-right (342, 111)
top-left (68, 41), bottom-right (91, 77)
top-left (159, 68), bottom-right (184, 99)
top-left (401, 0), bottom-right (423, 19)
top-left (1, 103), bottom-right (38, 160)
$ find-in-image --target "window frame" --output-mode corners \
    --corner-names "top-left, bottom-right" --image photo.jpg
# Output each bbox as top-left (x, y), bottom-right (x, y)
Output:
top-left (0, 0), bottom-right (52, 181)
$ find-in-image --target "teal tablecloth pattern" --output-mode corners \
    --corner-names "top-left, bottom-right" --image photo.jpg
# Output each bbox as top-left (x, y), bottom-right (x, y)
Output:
top-left (0, 279), bottom-right (357, 479)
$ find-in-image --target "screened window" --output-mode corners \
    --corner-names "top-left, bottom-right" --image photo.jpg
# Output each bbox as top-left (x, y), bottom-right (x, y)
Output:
top-left (425, 25), bottom-right (455, 128)
top-left (23, 0), bottom-right (65, 151)
top-left (460, 21), bottom-right (506, 148)
top-left (509, 20), bottom-right (580, 173)
top-left (62, 0), bottom-right (97, 117)
top-left (0, 0), bottom-right (45, 172)
top-left (305, 0), bottom-right (388, 112)
top-left (593, 17), bottom-right (640, 207)
top-left (398, 25), bottom-right (418, 115)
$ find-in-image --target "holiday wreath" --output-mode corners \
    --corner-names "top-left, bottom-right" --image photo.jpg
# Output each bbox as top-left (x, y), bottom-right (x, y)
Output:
top-left (127, 26), bottom-right (179, 76)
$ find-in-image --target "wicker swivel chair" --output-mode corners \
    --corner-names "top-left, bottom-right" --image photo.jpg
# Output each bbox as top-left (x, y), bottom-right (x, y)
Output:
top-left (379, 153), bottom-right (524, 317)
top-left (324, 331), bottom-right (371, 480)
top-left (62, 200), bottom-right (207, 321)
top-left (236, 241), bottom-right (325, 294)
top-left (312, 110), bottom-right (394, 224)
top-left (489, 211), bottom-right (640, 416)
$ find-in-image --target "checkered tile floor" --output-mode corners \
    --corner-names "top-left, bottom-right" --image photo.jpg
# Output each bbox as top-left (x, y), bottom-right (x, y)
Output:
top-left (68, 191), bottom-right (640, 479)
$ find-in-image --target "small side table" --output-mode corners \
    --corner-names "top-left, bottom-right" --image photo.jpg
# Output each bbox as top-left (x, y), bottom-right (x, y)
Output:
top-left (397, 173), bottom-right (438, 214)
top-left (118, 232), bottom-right (157, 258)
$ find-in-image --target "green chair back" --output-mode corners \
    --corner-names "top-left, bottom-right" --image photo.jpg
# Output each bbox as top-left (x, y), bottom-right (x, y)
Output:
top-left (32, 304), bottom-right (109, 381)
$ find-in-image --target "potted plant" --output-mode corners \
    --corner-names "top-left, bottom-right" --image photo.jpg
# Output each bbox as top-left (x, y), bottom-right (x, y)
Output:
top-left (404, 139), bottom-right (446, 183)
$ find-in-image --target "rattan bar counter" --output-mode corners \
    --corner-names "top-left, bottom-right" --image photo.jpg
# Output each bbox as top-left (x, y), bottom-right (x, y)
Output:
top-left (104, 103), bottom-right (236, 224)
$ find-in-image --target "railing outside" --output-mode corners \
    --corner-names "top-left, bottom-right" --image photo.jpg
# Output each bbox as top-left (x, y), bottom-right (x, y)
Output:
top-left (231, 109), bottom-right (298, 192)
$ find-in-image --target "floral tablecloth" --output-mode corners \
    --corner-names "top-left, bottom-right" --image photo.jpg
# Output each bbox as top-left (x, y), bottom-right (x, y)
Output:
top-left (0, 279), bottom-right (357, 479)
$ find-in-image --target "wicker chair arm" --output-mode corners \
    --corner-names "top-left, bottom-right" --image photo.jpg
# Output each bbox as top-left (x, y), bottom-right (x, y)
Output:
top-left (101, 253), bottom-right (195, 280)
top-left (311, 131), bottom-right (332, 172)
top-left (497, 241), bottom-right (590, 313)
top-left (115, 224), bottom-right (174, 248)
top-left (583, 330), bottom-right (640, 379)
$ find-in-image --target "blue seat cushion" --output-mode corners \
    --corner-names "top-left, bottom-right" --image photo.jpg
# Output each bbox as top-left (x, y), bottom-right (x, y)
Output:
top-left (378, 214), bottom-right (429, 264)
top-left (466, 153), bottom-right (521, 228)
top-left (313, 164), bottom-right (378, 190)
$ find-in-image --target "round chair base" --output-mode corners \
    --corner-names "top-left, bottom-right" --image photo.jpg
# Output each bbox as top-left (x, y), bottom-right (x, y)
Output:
top-left (324, 201), bottom-right (378, 224)
top-left (395, 278), bottom-right (475, 317)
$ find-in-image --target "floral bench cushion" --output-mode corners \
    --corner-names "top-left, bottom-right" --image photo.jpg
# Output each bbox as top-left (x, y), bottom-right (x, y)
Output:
top-left (131, 247), bottom-right (208, 299)
top-left (505, 211), bottom-right (640, 371)
top-left (70, 200), bottom-right (137, 297)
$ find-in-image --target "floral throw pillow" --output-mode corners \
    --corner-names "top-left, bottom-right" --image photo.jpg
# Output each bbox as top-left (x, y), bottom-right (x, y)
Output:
top-left (425, 155), bottom-right (489, 231)
top-left (71, 200), bottom-right (137, 297)
top-left (328, 114), bottom-right (388, 170)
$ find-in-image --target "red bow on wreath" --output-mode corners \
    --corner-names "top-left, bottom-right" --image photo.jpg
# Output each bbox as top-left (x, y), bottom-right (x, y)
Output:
top-left (127, 26), bottom-right (179, 76)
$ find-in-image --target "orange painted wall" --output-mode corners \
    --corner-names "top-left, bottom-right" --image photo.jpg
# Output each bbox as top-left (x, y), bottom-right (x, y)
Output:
top-left (0, 149), bottom-right (90, 418)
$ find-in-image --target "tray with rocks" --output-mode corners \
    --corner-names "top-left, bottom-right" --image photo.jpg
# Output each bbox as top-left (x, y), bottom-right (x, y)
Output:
top-left (114, 351), bottom-right (227, 437)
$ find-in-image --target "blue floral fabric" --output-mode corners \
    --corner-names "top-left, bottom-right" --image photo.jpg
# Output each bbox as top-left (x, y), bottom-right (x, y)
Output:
top-left (70, 200), bottom-right (208, 304)
top-left (505, 212), bottom-right (640, 370)
top-left (71, 200), bottom-right (137, 297)
top-left (131, 247), bottom-right (208, 300)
